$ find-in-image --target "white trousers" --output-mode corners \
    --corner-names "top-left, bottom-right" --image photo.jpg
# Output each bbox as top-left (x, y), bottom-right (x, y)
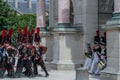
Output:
top-left (89, 52), bottom-right (99, 73)
top-left (83, 57), bottom-right (92, 69)
top-left (95, 56), bottom-right (106, 74)
top-left (95, 67), bottom-right (101, 74)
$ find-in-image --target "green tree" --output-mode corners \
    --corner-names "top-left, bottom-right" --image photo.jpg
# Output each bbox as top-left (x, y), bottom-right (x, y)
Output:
top-left (0, 0), bottom-right (18, 30)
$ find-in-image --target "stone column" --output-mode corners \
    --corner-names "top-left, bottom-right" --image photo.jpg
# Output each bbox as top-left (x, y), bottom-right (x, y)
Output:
top-left (57, 0), bottom-right (70, 28)
top-left (114, 0), bottom-right (120, 13)
top-left (28, 0), bottom-right (32, 9)
top-left (14, 0), bottom-right (18, 8)
top-left (58, 0), bottom-right (70, 23)
top-left (52, 0), bottom-right (84, 70)
top-left (49, 0), bottom-right (55, 28)
top-left (36, 0), bottom-right (46, 28)
top-left (100, 0), bottom-right (120, 80)
top-left (36, 0), bottom-right (51, 65)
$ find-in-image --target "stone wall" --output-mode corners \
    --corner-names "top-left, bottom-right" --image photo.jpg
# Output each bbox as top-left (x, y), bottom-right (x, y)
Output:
top-left (47, 0), bottom-right (114, 70)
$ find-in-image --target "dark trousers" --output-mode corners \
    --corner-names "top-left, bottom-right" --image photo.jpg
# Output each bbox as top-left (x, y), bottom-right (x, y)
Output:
top-left (16, 57), bottom-right (24, 77)
top-left (23, 59), bottom-right (33, 77)
top-left (33, 57), bottom-right (48, 76)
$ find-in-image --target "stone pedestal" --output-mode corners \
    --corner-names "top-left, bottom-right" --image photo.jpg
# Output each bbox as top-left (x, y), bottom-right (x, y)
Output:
top-left (51, 27), bottom-right (84, 70)
top-left (76, 68), bottom-right (89, 80)
top-left (100, 13), bottom-right (120, 80)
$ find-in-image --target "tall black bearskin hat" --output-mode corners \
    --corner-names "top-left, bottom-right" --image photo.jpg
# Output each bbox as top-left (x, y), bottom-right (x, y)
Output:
top-left (28, 28), bottom-right (35, 44)
top-left (17, 28), bottom-right (23, 43)
top-left (8, 29), bottom-right (13, 38)
top-left (23, 27), bottom-right (29, 43)
top-left (24, 27), bottom-right (28, 37)
top-left (1, 30), bottom-right (6, 39)
top-left (34, 27), bottom-right (41, 42)
top-left (0, 30), bottom-right (6, 44)
top-left (100, 32), bottom-right (106, 46)
top-left (30, 28), bottom-right (35, 36)
top-left (100, 36), bottom-right (106, 46)
top-left (94, 30), bottom-right (100, 44)
top-left (6, 29), bottom-right (13, 43)
top-left (18, 28), bottom-right (22, 35)
top-left (96, 30), bottom-right (99, 36)
top-left (36, 27), bottom-right (40, 36)
top-left (104, 32), bottom-right (106, 37)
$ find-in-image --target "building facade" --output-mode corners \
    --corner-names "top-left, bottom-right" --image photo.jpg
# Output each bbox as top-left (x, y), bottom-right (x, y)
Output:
top-left (6, 0), bottom-right (120, 79)
top-left (45, 0), bottom-right (114, 70)
top-left (6, 0), bottom-right (114, 69)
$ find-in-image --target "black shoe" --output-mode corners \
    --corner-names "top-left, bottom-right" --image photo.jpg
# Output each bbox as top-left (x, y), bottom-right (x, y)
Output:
top-left (95, 73), bottom-right (100, 75)
top-left (89, 72), bottom-right (94, 75)
top-left (45, 74), bottom-right (49, 77)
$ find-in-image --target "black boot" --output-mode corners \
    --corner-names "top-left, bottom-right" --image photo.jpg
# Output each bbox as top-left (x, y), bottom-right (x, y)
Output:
top-left (43, 67), bottom-right (49, 77)
top-left (33, 60), bottom-right (38, 76)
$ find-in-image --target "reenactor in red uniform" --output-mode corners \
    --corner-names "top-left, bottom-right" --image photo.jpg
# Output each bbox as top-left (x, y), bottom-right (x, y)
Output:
top-left (32, 27), bottom-right (49, 77)
top-left (15, 28), bottom-right (25, 77)
top-left (0, 27), bottom-right (49, 78)
top-left (0, 30), bottom-right (7, 78)
top-left (3, 29), bottom-right (17, 77)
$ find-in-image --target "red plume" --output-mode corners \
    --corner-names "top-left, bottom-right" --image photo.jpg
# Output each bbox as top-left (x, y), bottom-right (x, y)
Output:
top-left (96, 30), bottom-right (99, 35)
top-left (8, 29), bottom-right (13, 38)
top-left (1, 30), bottom-right (6, 39)
top-left (36, 27), bottom-right (40, 36)
top-left (104, 32), bottom-right (106, 37)
top-left (31, 28), bottom-right (35, 36)
top-left (24, 27), bottom-right (28, 36)
top-left (18, 28), bottom-right (22, 35)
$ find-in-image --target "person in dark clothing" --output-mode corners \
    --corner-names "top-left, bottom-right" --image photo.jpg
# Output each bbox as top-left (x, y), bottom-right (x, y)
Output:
top-left (32, 42), bottom-right (49, 77)
top-left (89, 30), bottom-right (101, 74)
top-left (32, 28), bottom-right (49, 77)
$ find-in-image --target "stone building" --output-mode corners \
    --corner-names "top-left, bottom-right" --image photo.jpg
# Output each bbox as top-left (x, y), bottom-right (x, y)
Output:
top-left (6, 0), bottom-right (120, 79)
top-left (6, 0), bottom-right (113, 69)
top-left (46, 0), bottom-right (114, 70)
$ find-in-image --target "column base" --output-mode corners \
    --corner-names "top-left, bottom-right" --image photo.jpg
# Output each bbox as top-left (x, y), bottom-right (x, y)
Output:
top-left (100, 67), bottom-right (120, 80)
top-left (51, 61), bottom-right (82, 70)
top-left (52, 23), bottom-right (84, 70)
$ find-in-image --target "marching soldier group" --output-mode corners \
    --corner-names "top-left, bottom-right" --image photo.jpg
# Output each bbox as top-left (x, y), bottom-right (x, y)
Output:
top-left (84, 30), bottom-right (106, 75)
top-left (0, 27), bottom-right (49, 78)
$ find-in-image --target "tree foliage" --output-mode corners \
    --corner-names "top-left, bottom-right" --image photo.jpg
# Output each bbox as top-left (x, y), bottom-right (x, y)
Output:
top-left (12, 14), bottom-right (36, 37)
top-left (0, 0), bottom-right (49, 36)
top-left (0, 0), bottom-right (18, 30)
top-left (0, 0), bottom-right (36, 37)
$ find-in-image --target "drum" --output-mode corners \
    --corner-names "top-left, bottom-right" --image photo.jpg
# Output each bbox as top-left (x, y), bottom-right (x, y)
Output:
top-left (98, 59), bottom-right (106, 70)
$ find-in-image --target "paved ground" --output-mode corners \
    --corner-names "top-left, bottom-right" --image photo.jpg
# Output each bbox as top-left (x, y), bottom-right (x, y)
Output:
top-left (1, 70), bottom-right (101, 80)
top-left (1, 70), bottom-right (76, 80)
